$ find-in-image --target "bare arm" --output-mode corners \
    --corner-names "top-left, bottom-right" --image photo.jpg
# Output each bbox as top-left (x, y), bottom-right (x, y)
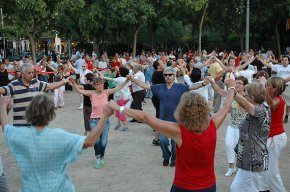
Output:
top-left (189, 80), bottom-right (208, 91)
top-left (0, 96), bottom-right (10, 129)
top-left (284, 76), bottom-right (290, 83)
top-left (108, 100), bottom-right (182, 146)
top-left (45, 76), bottom-right (70, 91)
top-left (265, 90), bottom-right (280, 110)
top-left (236, 57), bottom-right (255, 71)
top-left (234, 92), bottom-right (255, 115)
top-left (71, 79), bottom-right (92, 97)
top-left (211, 80), bottom-right (235, 129)
top-left (258, 57), bottom-right (272, 68)
top-left (0, 87), bottom-right (6, 95)
top-left (215, 57), bottom-right (228, 70)
top-left (108, 79), bottom-right (129, 95)
top-left (206, 77), bottom-right (227, 97)
top-left (130, 76), bottom-right (151, 90)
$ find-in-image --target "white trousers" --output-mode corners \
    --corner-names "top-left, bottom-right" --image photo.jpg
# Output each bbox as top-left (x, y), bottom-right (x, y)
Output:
top-left (225, 125), bottom-right (240, 164)
top-left (259, 132), bottom-right (287, 192)
top-left (230, 169), bottom-right (263, 192)
top-left (54, 86), bottom-right (65, 108)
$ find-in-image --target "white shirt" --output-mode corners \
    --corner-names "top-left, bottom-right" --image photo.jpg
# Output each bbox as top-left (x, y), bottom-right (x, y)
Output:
top-left (239, 69), bottom-right (255, 83)
top-left (75, 69), bottom-right (93, 84)
top-left (272, 64), bottom-right (290, 85)
top-left (5, 63), bottom-right (14, 80)
top-left (132, 71), bottom-right (145, 92)
top-left (183, 74), bottom-right (209, 101)
top-left (74, 58), bottom-right (85, 71)
top-left (97, 61), bottom-right (108, 69)
top-left (113, 77), bottom-right (132, 100)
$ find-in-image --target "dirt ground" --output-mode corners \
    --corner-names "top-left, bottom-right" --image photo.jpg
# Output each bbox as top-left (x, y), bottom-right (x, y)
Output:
top-left (1, 91), bottom-right (289, 192)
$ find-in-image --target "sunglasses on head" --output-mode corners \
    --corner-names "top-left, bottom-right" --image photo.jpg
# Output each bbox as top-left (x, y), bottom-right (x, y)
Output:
top-left (164, 74), bottom-right (174, 77)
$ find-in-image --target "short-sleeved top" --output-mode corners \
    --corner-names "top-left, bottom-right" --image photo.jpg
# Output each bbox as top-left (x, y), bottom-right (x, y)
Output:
top-left (112, 77), bottom-right (131, 100)
top-left (82, 84), bottom-right (93, 107)
top-left (174, 120), bottom-right (216, 190)
top-left (239, 69), bottom-right (255, 83)
top-left (269, 96), bottom-right (285, 137)
top-left (271, 64), bottom-right (290, 85)
top-left (151, 83), bottom-right (189, 122)
top-left (4, 125), bottom-right (85, 192)
top-left (90, 90), bottom-right (109, 119)
top-left (132, 71), bottom-right (145, 92)
top-left (229, 100), bottom-right (247, 128)
top-left (3, 79), bottom-right (48, 126)
top-left (183, 75), bottom-right (209, 101)
top-left (236, 104), bottom-right (270, 172)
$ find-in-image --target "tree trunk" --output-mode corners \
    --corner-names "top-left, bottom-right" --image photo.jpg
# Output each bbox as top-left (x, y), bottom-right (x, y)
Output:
top-left (275, 19), bottom-right (281, 57)
top-left (191, 20), bottom-right (195, 50)
top-left (28, 33), bottom-right (36, 65)
top-left (151, 30), bottom-right (154, 51)
top-left (93, 36), bottom-right (100, 57)
top-left (198, 1), bottom-right (209, 56)
top-left (132, 23), bottom-right (141, 58)
top-left (240, 31), bottom-right (244, 52)
top-left (67, 38), bottom-right (71, 58)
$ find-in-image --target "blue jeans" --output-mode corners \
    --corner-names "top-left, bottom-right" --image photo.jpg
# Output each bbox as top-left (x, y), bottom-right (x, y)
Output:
top-left (159, 133), bottom-right (176, 162)
top-left (90, 118), bottom-right (110, 157)
top-left (171, 184), bottom-right (216, 192)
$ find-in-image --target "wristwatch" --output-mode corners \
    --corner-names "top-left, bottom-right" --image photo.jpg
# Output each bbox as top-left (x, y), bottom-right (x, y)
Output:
top-left (119, 106), bottom-right (125, 113)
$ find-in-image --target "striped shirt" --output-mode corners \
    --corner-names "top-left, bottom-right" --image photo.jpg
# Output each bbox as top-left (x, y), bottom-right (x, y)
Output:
top-left (3, 79), bottom-right (48, 126)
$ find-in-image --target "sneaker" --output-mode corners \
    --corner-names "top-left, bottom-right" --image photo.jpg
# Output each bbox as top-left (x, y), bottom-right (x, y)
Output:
top-left (95, 158), bottom-right (104, 169)
top-left (225, 168), bottom-right (237, 177)
top-left (78, 103), bottom-right (83, 110)
top-left (163, 159), bottom-right (169, 166)
top-left (152, 139), bottom-right (160, 146)
top-left (114, 124), bottom-right (121, 130)
top-left (120, 127), bottom-right (128, 131)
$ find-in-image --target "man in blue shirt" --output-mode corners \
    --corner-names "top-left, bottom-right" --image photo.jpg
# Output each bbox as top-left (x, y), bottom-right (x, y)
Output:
top-left (130, 66), bottom-right (208, 167)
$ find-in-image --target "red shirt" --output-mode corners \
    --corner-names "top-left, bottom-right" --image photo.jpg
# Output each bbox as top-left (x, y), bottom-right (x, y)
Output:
top-left (174, 120), bottom-right (216, 190)
top-left (111, 59), bottom-right (121, 69)
top-left (269, 96), bottom-right (285, 137)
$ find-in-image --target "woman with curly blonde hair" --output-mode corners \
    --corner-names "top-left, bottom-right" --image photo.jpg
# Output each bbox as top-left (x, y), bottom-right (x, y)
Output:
top-left (107, 79), bottom-right (236, 192)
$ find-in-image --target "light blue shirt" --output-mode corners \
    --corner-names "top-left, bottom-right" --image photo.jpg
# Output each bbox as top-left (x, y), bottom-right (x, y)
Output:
top-left (4, 125), bottom-right (85, 192)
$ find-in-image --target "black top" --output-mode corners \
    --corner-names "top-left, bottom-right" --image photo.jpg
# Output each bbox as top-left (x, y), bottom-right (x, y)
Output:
top-left (82, 84), bottom-right (93, 107)
top-left (152, 71), bottom-right (165, 85)
top-left (0, 69), bottom-right (10, 86)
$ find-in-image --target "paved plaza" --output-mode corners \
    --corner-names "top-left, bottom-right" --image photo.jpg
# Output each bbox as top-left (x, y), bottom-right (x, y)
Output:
top-left (1, 90), bottom-right (290, 192)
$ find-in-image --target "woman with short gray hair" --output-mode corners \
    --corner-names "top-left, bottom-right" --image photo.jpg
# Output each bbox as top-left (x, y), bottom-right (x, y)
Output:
top-left (0, 95), bottom-right (114, 191)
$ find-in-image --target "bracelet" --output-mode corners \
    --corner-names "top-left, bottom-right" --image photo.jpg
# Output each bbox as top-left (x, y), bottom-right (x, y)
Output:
top-left (227, 87), bottom-right (237, 96)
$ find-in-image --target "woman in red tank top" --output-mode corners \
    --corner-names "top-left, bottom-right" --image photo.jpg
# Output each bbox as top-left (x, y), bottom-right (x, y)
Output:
top-left (261, 77), bottom-right (287, 192)
top-left (107, 79), bottom-right (237, 192)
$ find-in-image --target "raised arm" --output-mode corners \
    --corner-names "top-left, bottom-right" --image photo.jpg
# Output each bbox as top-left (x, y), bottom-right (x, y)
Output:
top-left (130, 75), bottom-right (151, 90)
top-left (108, 100), bottom-right (182, 146)
top-left (211, 79), bottom-right (236, 129)
top-left (214, 56), bottom-right (228, 70)
top-left (70, 79), bottom-right (92, 97)
top-left (257, 56), bottom-right (272, 68)
top-left (234, 91), bottom-right (255, 116)
top-left (206, 76), bottom-right (227, 97)
top-left (107, 78), bottom-right (129, 95)
top-left (237, 57), bottom-right (255, 71)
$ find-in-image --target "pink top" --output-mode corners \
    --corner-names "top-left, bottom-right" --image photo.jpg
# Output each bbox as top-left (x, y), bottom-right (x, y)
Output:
top-left (90, 90), bottom-right (109, 119)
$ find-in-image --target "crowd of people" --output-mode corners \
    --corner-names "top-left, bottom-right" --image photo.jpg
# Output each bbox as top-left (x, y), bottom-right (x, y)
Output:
top-left (0, 47), bottom-right (289, 191)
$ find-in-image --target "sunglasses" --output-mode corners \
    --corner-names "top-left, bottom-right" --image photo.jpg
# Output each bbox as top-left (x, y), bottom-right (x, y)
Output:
top-left (164, 74), bottom-right (174, 77)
